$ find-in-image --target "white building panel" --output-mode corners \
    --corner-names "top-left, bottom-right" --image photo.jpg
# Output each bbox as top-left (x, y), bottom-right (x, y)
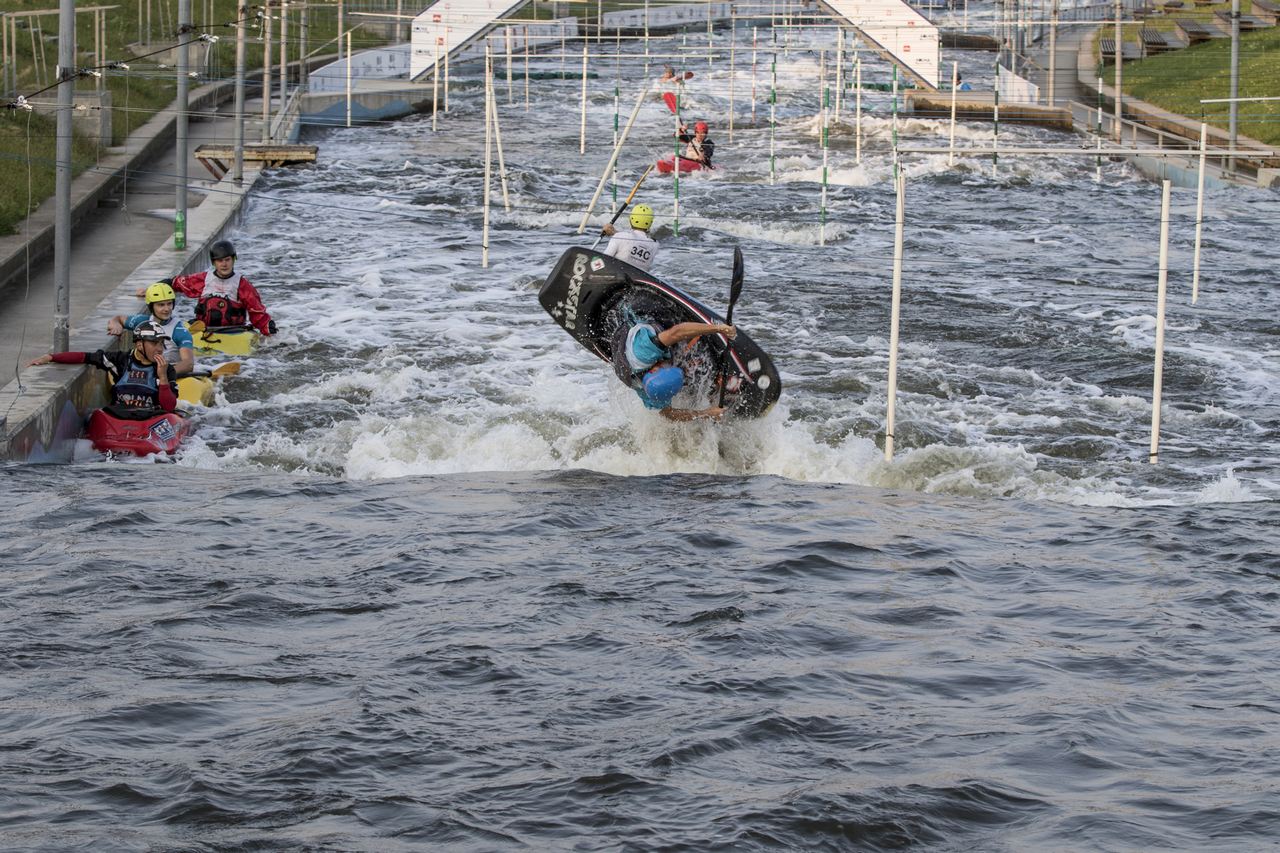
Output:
top-left (409, 0), bottom-right (531, 80)
top-left (819, 0), bottom-right (940, 90)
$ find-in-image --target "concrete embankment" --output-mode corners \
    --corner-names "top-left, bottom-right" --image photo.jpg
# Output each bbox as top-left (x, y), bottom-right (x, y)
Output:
top-left (0, 84), bottom-right (299, 462)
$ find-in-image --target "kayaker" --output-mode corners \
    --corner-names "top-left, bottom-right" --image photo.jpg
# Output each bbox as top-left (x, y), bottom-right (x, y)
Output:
top-left (678, 120), bottom-right (715, 167)
top-left (143, 240), bottom-right (277, 336)
top-left (27, 320), bottom-right (179, 412)
top-left (601, 204), bottom-right (659, 272)
top-left (610, 318), bottom-right (735, 422)
top-left (107, 281), bottom-right (195, 374)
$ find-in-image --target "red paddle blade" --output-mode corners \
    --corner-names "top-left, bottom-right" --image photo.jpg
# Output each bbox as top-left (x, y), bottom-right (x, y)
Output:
top-left (662, 92), bottom-right (678, 114)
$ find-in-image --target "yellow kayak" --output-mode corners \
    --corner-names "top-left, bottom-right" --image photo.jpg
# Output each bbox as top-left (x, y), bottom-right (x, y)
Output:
top-left (176, 376), bottom-right (216, 406)
top-left (191, 325), bottom-right (260, 356)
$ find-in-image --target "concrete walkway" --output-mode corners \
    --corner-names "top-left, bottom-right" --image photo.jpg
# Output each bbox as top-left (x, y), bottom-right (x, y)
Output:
top-left (0, 96), bottom-right (270, 379)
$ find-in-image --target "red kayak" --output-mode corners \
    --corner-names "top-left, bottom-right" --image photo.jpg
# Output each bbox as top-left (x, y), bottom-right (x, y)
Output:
top-left (656, 155), bottom-right (709, 174)
top-left (86, 407), bottom-right (192, 457)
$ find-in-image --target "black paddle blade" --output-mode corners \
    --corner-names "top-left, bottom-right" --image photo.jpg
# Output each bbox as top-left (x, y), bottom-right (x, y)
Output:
top-left (718, 246), bottom-right (746, 409)
top-left (727, 246), bottom-right (744, 323)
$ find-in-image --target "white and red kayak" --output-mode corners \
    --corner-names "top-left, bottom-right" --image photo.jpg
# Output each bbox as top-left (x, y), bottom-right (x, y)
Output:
top-left (86, 407), bottom-right (192, 457)
top-left (656, 155), bottom-right (709, 175)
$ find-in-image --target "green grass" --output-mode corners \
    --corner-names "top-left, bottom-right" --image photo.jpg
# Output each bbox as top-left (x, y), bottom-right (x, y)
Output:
top-left (0, 112), bottom-right (99, 232)
top-left (1103, 22), bottom-right (1280, 145)
top-left (0, 0), bottom-right (389, 235)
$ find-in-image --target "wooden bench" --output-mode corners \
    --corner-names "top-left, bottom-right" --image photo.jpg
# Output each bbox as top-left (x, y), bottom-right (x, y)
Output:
top-left (1215, 10), bottom-right (1270, 30)
top-left (1140, 27), bottom-right (1175, 53)
top-left (1252, 0), bottom-right (1279, 23)
top-left (1176, 18), bottom-right (1216, 43)
top-left (193, 143), bottom-right (318, 181)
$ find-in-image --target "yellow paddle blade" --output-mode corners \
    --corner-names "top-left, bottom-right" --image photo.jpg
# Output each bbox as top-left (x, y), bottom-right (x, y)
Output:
top-left (187, 320), bottom-right (206, 335)
top-left (210, 362), bottom-right (241, 377)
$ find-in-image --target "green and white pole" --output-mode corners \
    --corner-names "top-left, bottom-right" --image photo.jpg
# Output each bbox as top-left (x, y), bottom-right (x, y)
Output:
top-left (751, 26), bottom-right (758, 125)
top-left (834, 26), bottom-right (843, 121)
top-left (612, 76), bottom-right (619, 212)
top-left (855, 54), bottom-right (862, 164)
top-left (728, 13), bottom-right (736, 142)
top-left (820, 52), bottom-right (830, 246)
top-left (891, 65), bottom-right (899, 180)
top-left (769, 52), bottom-right (777, 185)
top-left (673, 90), bottom-right (681, 237)
top-left (1095, 76), bottom-right (1103, 182)
top-left (992, 59), bottom-right (1000, 177)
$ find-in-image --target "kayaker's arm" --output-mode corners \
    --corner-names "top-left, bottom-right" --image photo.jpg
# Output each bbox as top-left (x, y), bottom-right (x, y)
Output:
top-left (660, 405), bottom-right (726, 422)
top-left (237, 278), bottom-right (275, 335)
top-left (657, 322), bottom-right (735, 347)
top-left (27, 351), bottom-right (89, 367)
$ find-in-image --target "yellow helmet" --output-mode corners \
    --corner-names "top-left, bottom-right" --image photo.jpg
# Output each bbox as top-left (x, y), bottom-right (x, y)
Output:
top-left (629, 204), bottom-right (654, 231)
top-left (145, 282), bottom-right (176, 304)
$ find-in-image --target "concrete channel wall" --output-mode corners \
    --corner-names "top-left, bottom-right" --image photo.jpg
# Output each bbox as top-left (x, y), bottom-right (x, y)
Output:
top-left (0, 94), bottom-right (303, 462)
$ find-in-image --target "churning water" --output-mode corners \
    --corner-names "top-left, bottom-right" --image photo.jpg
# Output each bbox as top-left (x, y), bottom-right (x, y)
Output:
top-left (2, 19), bottom-right (1278, 851)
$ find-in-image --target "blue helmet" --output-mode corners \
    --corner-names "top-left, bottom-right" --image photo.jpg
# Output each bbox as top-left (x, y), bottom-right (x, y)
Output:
top-left (643, 366), bottom-right (684, 408)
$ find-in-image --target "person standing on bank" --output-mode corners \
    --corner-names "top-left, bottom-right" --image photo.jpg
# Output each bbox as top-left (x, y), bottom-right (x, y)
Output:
top-left (108, 281), bottom-right (195, 375)
top-left (142, 240), bottom-right (276, 336)
top-left (27, 320), bottom-right (179, 412)
top-left (601, 204), bottom-right (660, 272)
top-left (611, 317), bottom-right (735, 422)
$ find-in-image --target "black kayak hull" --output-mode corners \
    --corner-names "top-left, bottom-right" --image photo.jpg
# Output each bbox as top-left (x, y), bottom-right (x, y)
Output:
top-left (537, 247), bottom-right (781, 418)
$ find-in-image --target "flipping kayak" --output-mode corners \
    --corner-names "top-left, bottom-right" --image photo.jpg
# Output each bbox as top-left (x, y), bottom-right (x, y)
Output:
top-left (656, 155), bottom-right (710, 174)
top-left (191, 325), bottom-right (260, 356)
top-left (86, 407), bottom-right (192, 456)
top-left (537, 247), bottom-right (780, 418)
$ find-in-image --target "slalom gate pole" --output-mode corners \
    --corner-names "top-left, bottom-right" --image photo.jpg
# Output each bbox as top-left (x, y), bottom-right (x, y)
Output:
top-left (577, 84), bottom-right (651, 234)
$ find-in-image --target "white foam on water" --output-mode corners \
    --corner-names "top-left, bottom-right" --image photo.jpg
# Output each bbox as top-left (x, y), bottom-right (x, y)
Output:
top-left (169, 28), bottom-right (1280, 508)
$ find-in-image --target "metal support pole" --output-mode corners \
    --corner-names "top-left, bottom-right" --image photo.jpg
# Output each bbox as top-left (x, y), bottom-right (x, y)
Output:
top-left (300, 2), bottom-right (308, 86)
top-left (53, 0), bottom-right (75, 350)
top-left (176, 0), bottom-right (190, 249)
top-left (1048, 0), bottom-right (1058, 106)
top-left (1228, 0), bottom-right (1240, 170)
top-left (279, 0), bottom-right (288, 117)
top-left (233, 0), bottom-right (247, 181)
top-left (261, 6), bottom-right (272, 141)
top-left (1113, 0), bottom-right (1122, 142)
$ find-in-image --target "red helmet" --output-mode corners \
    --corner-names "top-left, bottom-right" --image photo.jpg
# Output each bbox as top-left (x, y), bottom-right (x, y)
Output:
top-left (694, 121), bottom-right (708, 133)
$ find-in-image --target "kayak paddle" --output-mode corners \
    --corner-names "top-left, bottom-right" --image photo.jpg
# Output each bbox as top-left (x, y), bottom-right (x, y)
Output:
top-left (590, 164), bottom-right (655, 249)
top-left (716, 246), bottom-right (745, 409)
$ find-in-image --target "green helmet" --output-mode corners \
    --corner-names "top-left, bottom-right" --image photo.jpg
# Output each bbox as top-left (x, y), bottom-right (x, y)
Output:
top-left (629, 204), bottom-right (654, 231)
